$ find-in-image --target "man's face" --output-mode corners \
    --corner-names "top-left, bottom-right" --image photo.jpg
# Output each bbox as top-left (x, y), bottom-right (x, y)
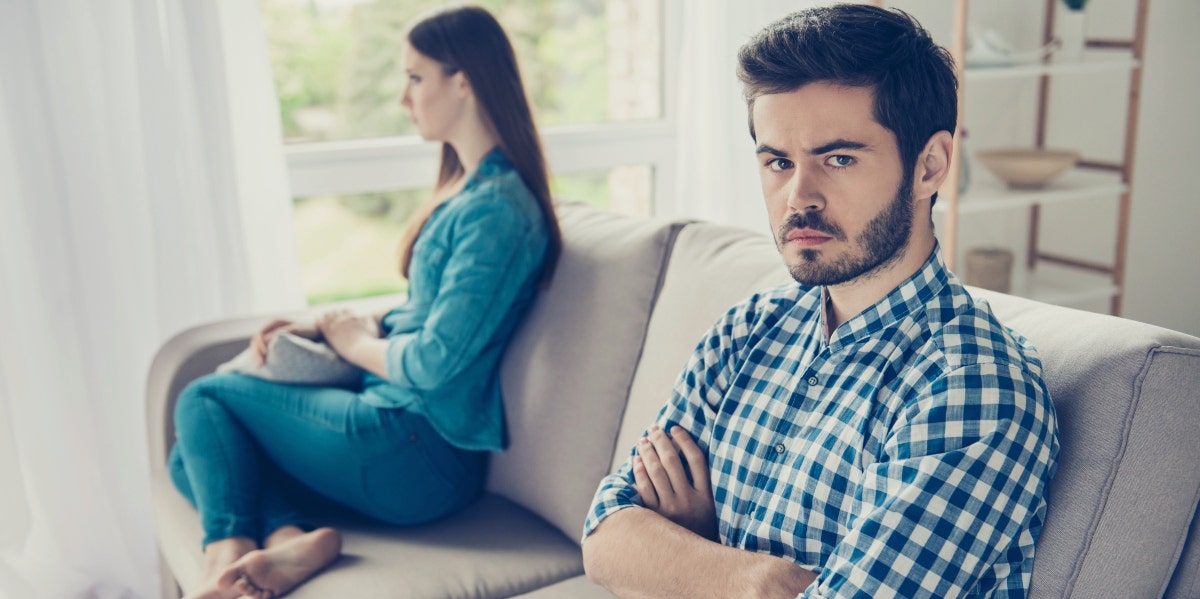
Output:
top-left (753, 83), bottom-right (914, 286)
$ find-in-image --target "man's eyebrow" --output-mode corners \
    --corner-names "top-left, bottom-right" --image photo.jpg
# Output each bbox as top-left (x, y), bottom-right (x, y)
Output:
top-left (809, 139), bottom-right (870, 155)
top-left (755, 140), bottom-right (872, 157)
top-left (755, 144), bottom-right (788, 157)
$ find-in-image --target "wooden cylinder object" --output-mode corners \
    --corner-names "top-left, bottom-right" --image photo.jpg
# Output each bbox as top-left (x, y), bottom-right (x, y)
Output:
top-left (965, 247), bottom-right (1014, 293)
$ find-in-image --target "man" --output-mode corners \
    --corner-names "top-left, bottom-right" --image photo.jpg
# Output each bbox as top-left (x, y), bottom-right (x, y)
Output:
top-left (581, 5), bottom-right (1060, 598)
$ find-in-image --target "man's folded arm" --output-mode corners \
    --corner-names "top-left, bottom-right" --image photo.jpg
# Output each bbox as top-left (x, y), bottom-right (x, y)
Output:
top-left (583, 507), bottom-right (814, 599)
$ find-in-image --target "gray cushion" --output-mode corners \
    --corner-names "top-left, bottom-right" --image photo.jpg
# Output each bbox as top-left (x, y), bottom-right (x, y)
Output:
top-left (964, 292), bottom-right (1200, 598)
top-left (151, 474), bottom-right (582, 599)
top-left (1166, 505), bottom-right (1200, 599)
top-left (489, 202), bottom-right (682, 542)
top-left (216, 332), bottom-right (362, 387)
top-left (509, 575), bottom-right (614, 598)
top-left (612, 221), bottom-right (790, 471)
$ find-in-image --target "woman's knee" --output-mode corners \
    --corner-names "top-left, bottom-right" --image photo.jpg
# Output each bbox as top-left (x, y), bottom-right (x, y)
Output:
top-left (173, 373), bottom-right (239, 436)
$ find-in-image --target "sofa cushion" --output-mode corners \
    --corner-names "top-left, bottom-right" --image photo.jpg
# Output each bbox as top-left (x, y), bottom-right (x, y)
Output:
top-left (151, 474), bottom-right (582, 599)
top-left (974, 290), bottom-right (1200, 598)
top-left (509, 575), bottom-right (613, 598)
top-left (611, 221), bottom-right (790, 471)
top-left (489, 202), bottom-right (683, 542)
top-left (1166, 508), bottom-right (1200, 599)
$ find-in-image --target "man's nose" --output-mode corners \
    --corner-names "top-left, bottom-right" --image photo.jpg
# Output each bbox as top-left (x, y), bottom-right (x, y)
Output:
top-left (785, 165), bottom-right (825, 213)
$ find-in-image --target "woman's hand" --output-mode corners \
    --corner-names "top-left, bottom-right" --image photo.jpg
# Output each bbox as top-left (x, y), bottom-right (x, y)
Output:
top-left (250, 318), bottom-right (319, 365)
top-left (632, 425), bottom-right (720, 542)
top-left (315, 309), bottom-right (381, 358)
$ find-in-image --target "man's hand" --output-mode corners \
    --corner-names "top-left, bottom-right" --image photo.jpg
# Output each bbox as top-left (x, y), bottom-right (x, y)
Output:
top-left (315, 309), bottom-right (380, 357)
top-left (633, 425), bottom-right (719, 542)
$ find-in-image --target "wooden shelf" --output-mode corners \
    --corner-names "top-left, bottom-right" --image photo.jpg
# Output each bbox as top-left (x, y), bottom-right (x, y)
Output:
top-left (924, 0), bottom-right (1148, 315)
top-left (965, 52), bottom-right (1140, 81)
top-left (1019, 262), bottom-right (1120, 306)
top-left (934, 169), bottom-right (1127, 215)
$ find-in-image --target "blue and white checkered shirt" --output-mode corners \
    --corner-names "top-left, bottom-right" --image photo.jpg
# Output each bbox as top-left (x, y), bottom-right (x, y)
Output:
top-left (584, 248), bottom-right (1060, 598)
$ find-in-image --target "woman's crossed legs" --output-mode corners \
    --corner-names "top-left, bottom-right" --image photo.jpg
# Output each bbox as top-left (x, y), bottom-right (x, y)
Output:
top-left (169, 373), bottom-right (484, 598)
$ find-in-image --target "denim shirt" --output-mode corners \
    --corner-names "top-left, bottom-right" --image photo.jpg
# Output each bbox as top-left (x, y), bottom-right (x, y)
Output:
top-left (361, 148), bottom-right (548, 452)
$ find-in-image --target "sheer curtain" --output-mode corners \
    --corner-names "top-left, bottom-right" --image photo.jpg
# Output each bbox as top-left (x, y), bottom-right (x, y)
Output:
top-left (0, 2), bottom-right (303, 597)
top-left (667, 0), bottom-right (818, 232)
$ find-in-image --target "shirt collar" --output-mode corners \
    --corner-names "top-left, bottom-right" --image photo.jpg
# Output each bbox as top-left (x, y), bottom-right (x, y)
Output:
top-left (822, 242), bottom-right (951, 351)
top-left (465, 147), bottom-right (511, 187)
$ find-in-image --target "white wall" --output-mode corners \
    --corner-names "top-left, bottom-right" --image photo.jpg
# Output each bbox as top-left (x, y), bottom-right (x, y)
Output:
top-left (1120, 0), bottom-right (1200, 337)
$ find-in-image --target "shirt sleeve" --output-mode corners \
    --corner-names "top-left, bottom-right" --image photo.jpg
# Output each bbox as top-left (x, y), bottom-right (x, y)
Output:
top-left (802, 362), bottom-right (1060, 599)
top-left (383, 195), bottom-right (540, 391)
top-left (581, 296), bottom-right (764, 542)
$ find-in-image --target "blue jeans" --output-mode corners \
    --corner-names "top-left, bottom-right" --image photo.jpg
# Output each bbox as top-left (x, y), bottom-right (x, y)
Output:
top-left (168, 373), bottom-right (486, 546)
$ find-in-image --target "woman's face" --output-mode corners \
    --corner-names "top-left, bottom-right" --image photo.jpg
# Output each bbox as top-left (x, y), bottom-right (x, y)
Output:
top-left (400, 43), bottom-right (469, 142)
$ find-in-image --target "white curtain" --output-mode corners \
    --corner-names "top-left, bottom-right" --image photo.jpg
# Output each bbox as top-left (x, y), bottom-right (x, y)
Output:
top-left (667, 0), bottom-right (819, 233)
top-left (0, 1), bottom-right (304, 597)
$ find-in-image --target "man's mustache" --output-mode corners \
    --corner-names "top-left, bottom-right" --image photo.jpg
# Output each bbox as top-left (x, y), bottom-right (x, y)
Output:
top-left (778, 212), bottom-right (847, 242)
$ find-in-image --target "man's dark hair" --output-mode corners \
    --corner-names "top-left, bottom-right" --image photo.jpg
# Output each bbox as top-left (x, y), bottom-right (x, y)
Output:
top-left (737, 4), bottom-right (958, 204)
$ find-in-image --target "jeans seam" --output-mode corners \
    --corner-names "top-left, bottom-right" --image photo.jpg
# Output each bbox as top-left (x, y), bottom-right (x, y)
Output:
top-left (197, 390), bottom-right (258, 544)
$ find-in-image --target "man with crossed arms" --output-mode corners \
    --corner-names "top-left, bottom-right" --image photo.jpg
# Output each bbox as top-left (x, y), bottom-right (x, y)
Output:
top-left (582, 5), bottom-right (1059, 598)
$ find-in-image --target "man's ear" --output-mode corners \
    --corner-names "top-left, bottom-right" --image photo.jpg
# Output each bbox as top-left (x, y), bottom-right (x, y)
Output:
top-left (913, 130), bottom-right (954, 202)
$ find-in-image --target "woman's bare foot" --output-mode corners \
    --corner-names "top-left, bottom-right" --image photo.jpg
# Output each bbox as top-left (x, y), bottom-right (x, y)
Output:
top-left (215, 527), bottom-right (342, 598)
top-left (263, 524), bottom-right (306, 548)
top-left (182, 537), bottom-right (257, 599)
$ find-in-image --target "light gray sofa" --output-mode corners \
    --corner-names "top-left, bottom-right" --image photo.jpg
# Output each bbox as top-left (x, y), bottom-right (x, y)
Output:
top-left (147, 202), bottom-right (1200, 598)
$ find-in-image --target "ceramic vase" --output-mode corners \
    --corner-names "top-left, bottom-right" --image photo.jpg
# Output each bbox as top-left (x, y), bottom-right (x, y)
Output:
top-left (1056, 9), bottom-right (1087, 62)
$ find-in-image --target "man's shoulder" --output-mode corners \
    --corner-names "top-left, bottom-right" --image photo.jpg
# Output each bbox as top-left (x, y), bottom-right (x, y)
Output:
top-left (924, 283), bottom-right (1043, 377)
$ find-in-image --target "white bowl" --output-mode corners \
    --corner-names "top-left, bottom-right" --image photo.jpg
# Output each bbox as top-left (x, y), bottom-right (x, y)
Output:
top-left (975, 148), bottom-right (1080, 188)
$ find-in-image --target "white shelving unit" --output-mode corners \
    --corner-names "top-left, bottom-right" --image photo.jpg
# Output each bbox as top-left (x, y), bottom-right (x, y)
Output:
top-left (964, 53), bottom-right (1139, 82)
top-left (935, 170), bottom-right (1128, 215)
top-left (921, 0), bottom-right (1151, 316)
top-left (1021, 262), bottom-right (1120, 306)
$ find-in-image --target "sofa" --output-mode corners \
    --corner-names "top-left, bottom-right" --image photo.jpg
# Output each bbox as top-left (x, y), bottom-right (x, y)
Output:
top-left (147, 202), bottom-right (1200, 598)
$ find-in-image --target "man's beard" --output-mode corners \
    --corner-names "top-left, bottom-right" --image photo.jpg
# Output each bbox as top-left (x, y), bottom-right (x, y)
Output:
top-left (777, 174), bottom-right (915, 286)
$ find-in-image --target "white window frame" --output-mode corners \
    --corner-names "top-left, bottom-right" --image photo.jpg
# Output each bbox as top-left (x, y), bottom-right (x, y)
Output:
top-left (284, 0), bottom-right (682, 213)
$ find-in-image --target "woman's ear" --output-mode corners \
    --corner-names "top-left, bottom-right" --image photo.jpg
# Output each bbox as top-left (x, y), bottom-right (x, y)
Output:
top-left (453, 71), bottom-right (473, 99)
top-left (913, 130), bottom-right (954, 202)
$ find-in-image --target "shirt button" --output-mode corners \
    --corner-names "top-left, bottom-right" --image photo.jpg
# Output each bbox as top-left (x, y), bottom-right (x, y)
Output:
top-left (774, 443), bottom-right (786, 454)
top-left (807, 375), bottom-right (819, 386)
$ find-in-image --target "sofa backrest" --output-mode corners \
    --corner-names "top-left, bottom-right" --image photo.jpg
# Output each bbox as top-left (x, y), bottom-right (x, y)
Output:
top-left (971, 289), bottom-right (1200, 599)
top-left (488, 202), bottom-right (682, 542)
top-left (613, 219), bottom-right (1200, 598)
top-left (610, 221), bottom-right (791, 470)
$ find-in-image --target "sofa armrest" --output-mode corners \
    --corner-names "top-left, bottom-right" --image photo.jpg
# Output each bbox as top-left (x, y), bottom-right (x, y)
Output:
top-left (144, 293), bottom-right (407, 472)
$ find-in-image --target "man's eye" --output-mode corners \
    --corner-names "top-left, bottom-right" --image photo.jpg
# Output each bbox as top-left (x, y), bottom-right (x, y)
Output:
top-left (766, 158), bottom-right (793, 172)
top-left (826, 155), bottom-right (854, 168)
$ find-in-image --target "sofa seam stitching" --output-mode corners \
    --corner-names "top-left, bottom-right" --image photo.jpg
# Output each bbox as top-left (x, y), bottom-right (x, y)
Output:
top-left (1063, 343), bottom-right (1161, 597)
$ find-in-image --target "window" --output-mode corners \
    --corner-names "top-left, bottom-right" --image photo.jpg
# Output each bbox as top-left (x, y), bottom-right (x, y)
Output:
top-left (263, 0), bottom-right (672, 304)
top-left (293, 166), bottom-right (653, 303)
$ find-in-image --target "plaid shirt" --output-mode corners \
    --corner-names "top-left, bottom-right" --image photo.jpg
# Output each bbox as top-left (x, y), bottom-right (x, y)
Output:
top-left (584, 248), bottom-right (1060, 598)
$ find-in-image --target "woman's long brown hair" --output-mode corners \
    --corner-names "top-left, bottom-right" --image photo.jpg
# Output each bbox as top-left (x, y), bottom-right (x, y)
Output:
top-left (401, 4), bottom-right (562, 285)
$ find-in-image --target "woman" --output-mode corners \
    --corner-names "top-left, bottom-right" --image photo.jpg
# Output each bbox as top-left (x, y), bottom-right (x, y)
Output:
top-left (169, 6), bottom-right (562, 598)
